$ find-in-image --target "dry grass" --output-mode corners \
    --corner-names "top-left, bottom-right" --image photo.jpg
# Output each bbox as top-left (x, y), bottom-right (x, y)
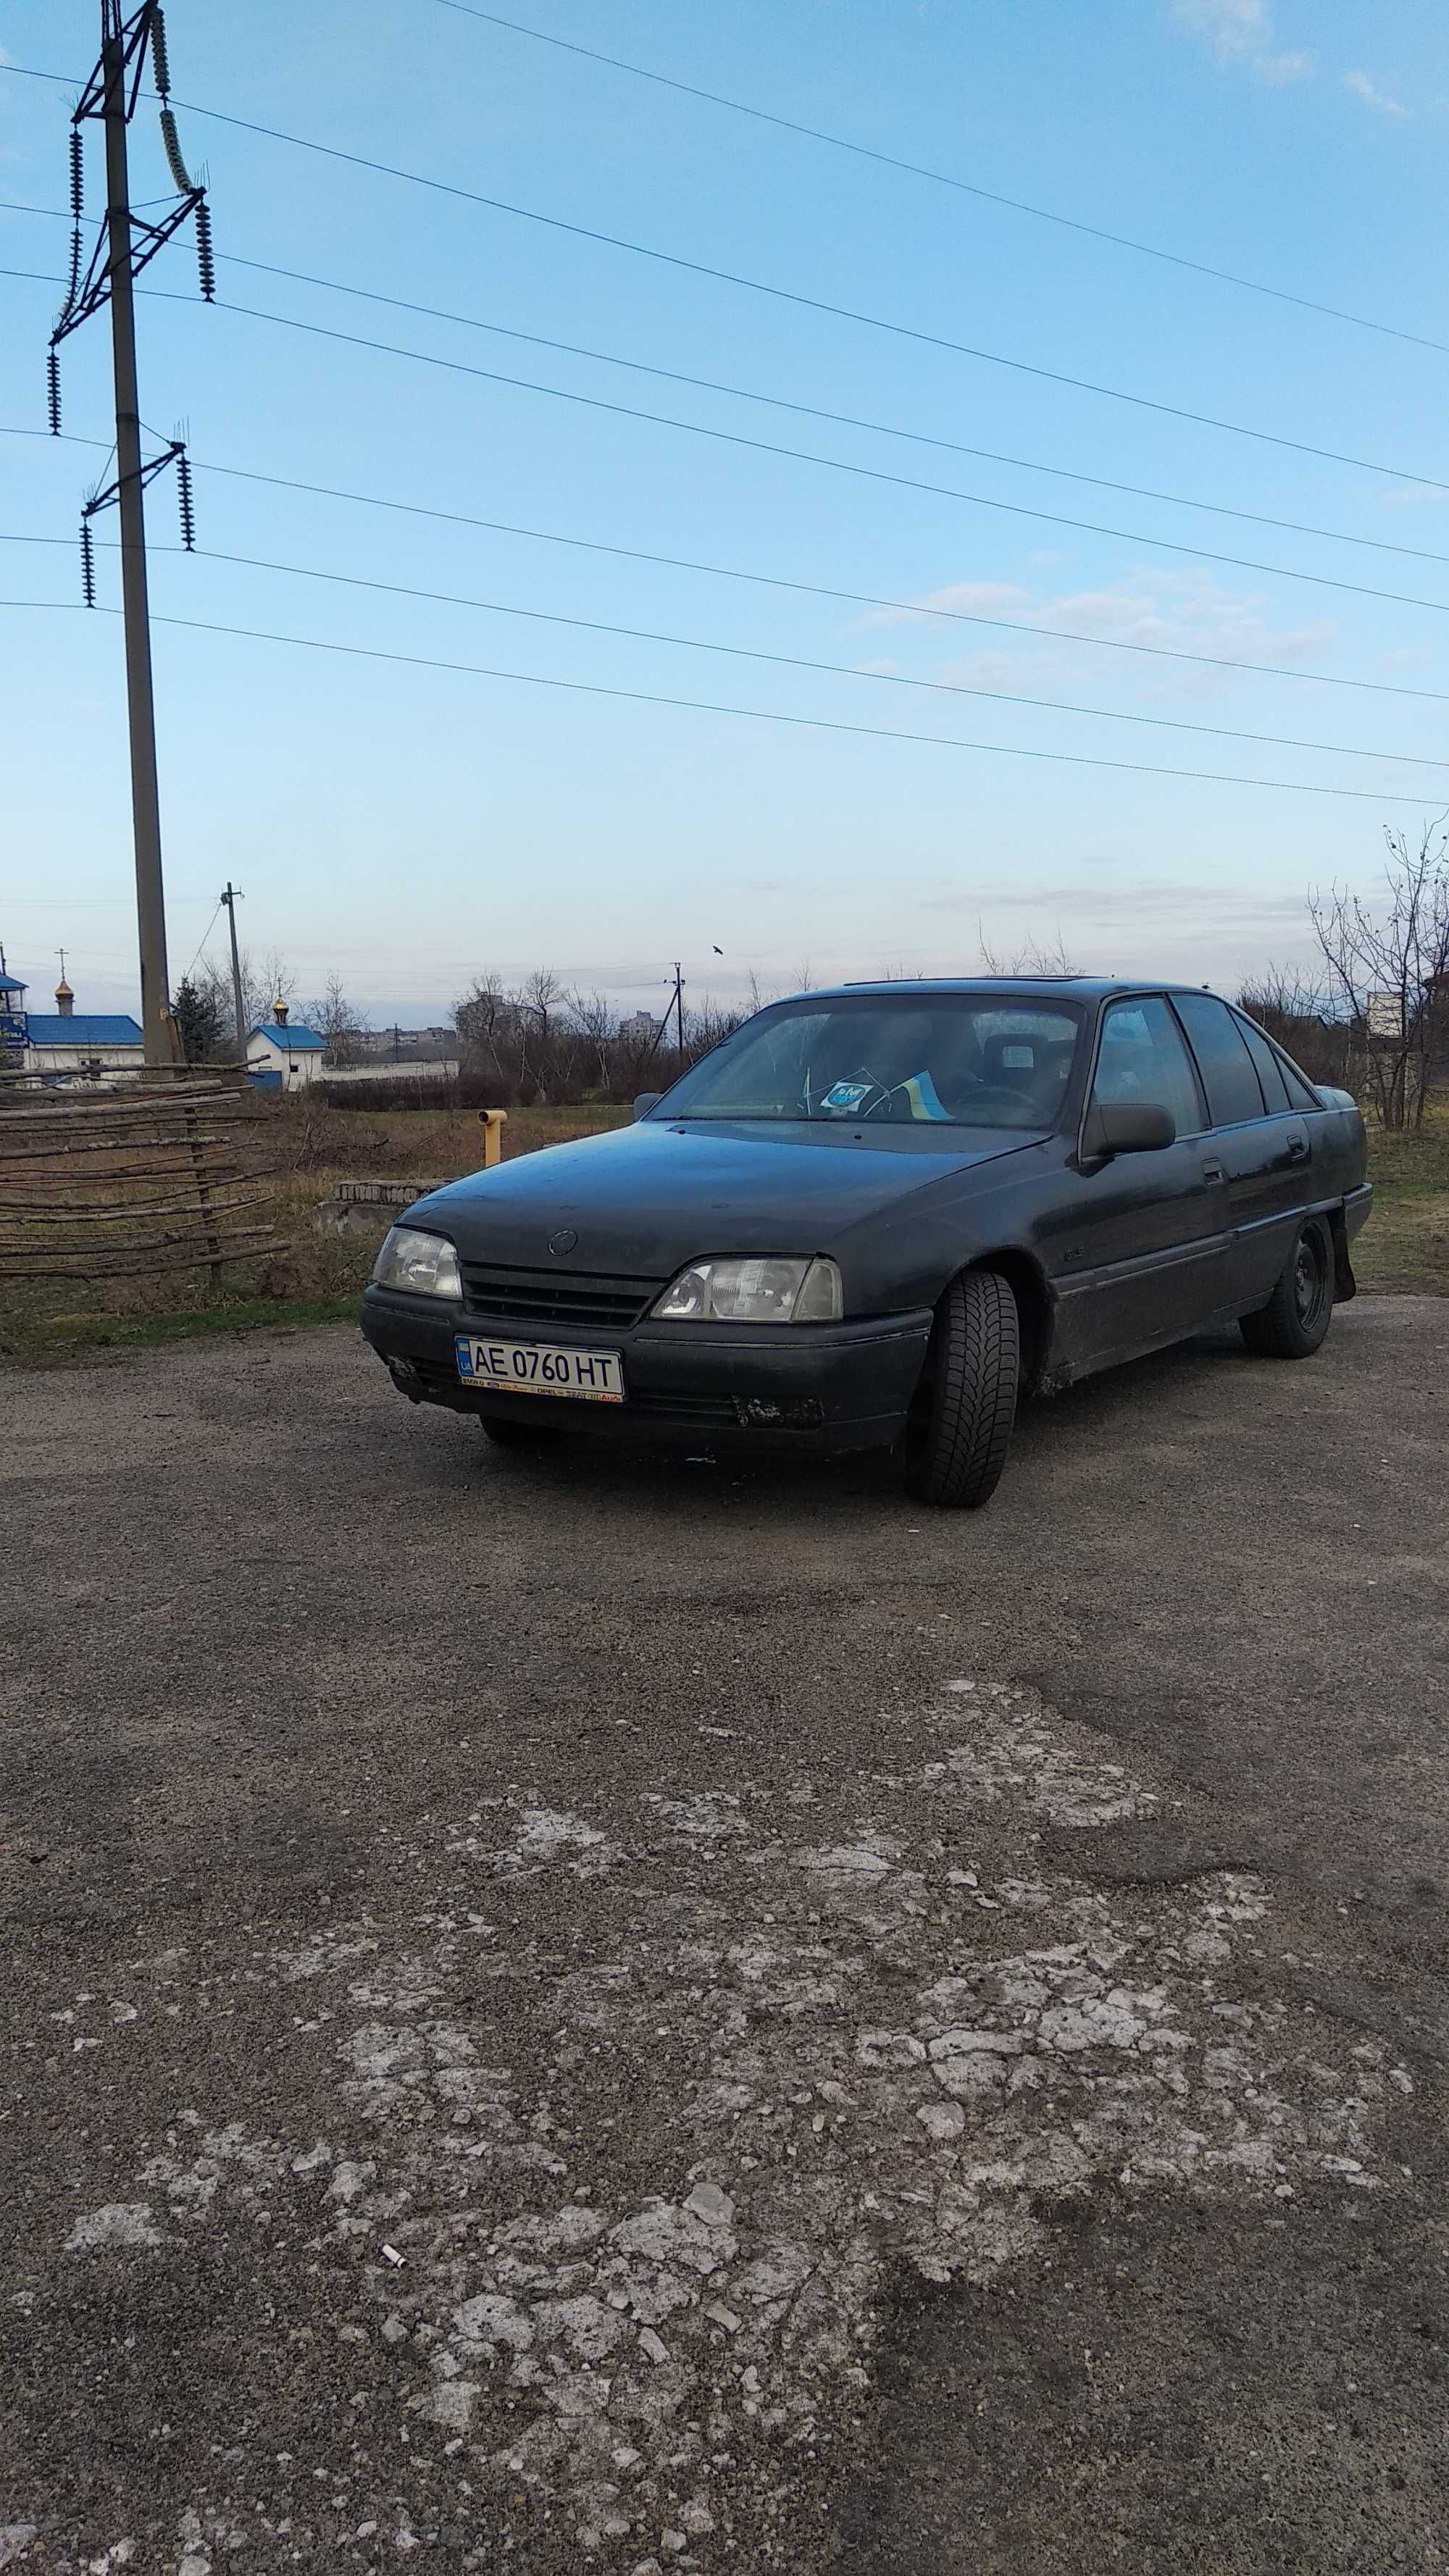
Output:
top-left (1355, 1108), bottom-right (1449, 1296)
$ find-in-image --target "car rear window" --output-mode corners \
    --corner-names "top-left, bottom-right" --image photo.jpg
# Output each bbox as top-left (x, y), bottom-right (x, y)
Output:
top-left (1172, 994), bottom-right (1266, 1127)
top-left (658, 995), bottom-right (1085, 1127)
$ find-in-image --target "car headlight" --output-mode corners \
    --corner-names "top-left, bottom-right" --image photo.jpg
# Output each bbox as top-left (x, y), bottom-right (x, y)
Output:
top-left (652, 1255), bottom-right (842, 1323)
top-left (372, 1224), bottom-right (462, 1299)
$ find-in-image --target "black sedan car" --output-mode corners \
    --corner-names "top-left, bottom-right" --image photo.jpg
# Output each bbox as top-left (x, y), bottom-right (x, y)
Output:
top-left (361, 979), bottom-right (1371, 1508)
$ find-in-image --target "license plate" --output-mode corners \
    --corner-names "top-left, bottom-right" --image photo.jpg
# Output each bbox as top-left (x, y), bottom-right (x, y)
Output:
top-left (455, 1335), bottom-right (625, 1403)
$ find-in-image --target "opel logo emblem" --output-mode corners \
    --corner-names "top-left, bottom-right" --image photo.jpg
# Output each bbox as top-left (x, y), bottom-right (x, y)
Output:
top-left (548, 1226), bottom-right (578, 1257)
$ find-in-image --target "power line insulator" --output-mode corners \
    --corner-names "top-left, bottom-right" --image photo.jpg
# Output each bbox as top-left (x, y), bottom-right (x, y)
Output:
top-left (176, 448), bottom-right (196, 551)
top-left (80, 517), bottom-right (96, 609)
top-left (65, 225), bottom-right (83, 310)
top-left (46, 347), bottom-right (62, 437)
top-left (194, 195), bottom-right (216, 302)
top-left (149, 5), bottom-right (173, 99)
top-left (69, 126), bottom-right (84, 219)
top-left (159, 106), bottom-right (193, 194)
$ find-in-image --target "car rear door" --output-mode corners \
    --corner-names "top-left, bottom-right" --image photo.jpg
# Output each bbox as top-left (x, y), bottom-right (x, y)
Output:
top-left (1170, 994), bottom-right (1313, 1310)
top-left (1051, 995), bottom-right (1231, 1369)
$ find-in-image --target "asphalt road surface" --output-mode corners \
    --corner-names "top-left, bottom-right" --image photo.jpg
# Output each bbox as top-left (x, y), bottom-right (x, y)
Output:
top-left (2, 1296), bottom-right (1445, 2576)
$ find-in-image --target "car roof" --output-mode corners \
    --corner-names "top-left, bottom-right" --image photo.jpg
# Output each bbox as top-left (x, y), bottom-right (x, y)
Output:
top-left (801, 977), bottom-right (1217, 1004)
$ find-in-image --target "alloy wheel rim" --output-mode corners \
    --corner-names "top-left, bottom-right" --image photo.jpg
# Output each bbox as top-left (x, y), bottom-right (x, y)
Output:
top-left (1293, 1231), bottom-right (1327, 1326)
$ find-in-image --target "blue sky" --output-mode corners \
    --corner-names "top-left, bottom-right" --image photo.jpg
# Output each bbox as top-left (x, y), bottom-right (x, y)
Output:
top-left (3, 0), bottom-right (1448, 1025)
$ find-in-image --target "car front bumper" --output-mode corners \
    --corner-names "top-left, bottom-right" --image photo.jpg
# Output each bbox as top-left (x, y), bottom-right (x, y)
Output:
top-left (359, 1284), bottom-right (933, 1452)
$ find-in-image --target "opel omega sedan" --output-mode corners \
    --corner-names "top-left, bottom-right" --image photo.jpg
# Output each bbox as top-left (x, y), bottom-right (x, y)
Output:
top-left (360, 979), bottom-right (1371, 1509)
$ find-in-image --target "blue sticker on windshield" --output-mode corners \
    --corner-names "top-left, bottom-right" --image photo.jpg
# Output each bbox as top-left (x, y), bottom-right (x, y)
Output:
top-left (821, 1079), bottom-right (874, 1112)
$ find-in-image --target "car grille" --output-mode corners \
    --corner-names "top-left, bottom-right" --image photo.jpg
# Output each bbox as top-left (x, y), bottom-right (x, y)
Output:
top-left (459, 1263), bottom-right (663, 1332)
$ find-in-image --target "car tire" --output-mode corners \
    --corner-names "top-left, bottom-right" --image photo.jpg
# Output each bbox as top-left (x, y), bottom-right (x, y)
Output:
top-left (903, 1266), bottom-right (1020, 1509)
top-left (1239, 1216), bottom-right (1334, 1359)
top-left (479, 1410), bottom-right (561, 1449)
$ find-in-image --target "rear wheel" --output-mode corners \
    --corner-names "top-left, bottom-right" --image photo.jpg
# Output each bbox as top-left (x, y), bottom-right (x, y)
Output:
top-left (1240, 1216), bottom-right (1334, 1359)
top-left (479, 1410), bottom-right (561, 1449)
top-left (903, 1267), bottom-right (1020, 1509)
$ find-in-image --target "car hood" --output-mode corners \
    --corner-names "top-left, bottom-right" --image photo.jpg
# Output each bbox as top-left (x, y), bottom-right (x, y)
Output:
top-left (408, 1117), bottom-right (1045, 1276)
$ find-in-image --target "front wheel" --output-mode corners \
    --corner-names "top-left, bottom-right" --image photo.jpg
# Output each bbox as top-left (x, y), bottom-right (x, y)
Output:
top-left (1240, 1216), bottom-right (1334, 1359)
top-left (903, 1267), bottom-right (1020, 1509)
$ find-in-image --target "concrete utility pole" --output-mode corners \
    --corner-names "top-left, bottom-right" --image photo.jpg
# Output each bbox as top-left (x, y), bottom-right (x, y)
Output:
top-left (220, 881), bottom-right (246, 1051)
top-left (672, 962), bottom-right (686, 1058)
top-left (48, 3), bottom-right (214, 1070)
top-left (101, 29), bottom-right (172, 1066)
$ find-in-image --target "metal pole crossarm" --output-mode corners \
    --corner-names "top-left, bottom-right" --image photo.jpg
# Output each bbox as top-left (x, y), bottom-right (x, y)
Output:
top-left (82, 436), bottom-right (184, 520)
top-left (51, 190), bottom-right (206, 346)
top-left (73, 1), bottom-right (159, 126)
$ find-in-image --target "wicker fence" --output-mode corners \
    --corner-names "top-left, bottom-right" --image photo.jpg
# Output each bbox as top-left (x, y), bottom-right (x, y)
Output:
top-left (0, 1074), bottom-right (283, 1284)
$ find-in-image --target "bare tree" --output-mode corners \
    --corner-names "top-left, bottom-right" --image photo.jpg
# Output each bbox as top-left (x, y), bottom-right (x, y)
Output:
top-left (454, 974), bottom-right (511, 1085)
top-left (196, 942), bottom-right (296, 1046)
top-left (977, 923), bottom-right (1082, 976)
top-left (1236, 965), bottom-right (1350, 1092)
top-left (566, 989), bottom-right (618, 1092)
top-left (1309, 819), bottom-right (1449, 1128)
top-left (307, 973), bottom-right (369, 1067)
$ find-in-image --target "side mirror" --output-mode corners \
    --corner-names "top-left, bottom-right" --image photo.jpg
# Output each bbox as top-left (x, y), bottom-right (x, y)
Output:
top-left (632, 1091), bottom-right (664, 1121)
top-left (1082, 1100), bottom-right (1175, 1160)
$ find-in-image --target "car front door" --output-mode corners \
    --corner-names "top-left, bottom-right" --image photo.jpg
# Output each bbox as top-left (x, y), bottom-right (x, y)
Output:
top-left (1170, 994), bottom-right (1312, 1310)
top-left (1048, 995), bottom-right (1232, 1371)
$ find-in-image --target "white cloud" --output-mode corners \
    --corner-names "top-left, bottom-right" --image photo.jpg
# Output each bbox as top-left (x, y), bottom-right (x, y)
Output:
top-left (867, 568), bottom-right (1336, 704)
top-left (1170, 0), bottom-right (1314, 84)
top-left (1344, 70), bottom-right (1411, 120)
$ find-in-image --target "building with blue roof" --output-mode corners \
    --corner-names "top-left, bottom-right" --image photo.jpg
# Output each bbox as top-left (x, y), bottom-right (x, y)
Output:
top-left (246, 1003), bottom-right (327, 1092)
top-left (17, 969), bottom-right (145, 1076)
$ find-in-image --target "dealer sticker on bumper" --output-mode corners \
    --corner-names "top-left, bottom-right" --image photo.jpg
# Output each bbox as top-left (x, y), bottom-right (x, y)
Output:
top-left (455, 1334), bottom-right (625, 1403)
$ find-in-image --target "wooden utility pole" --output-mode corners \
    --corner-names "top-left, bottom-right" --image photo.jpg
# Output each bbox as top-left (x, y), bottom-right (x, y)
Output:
top-left (48, 2), bottom-right (214, 1069)
top-left (220, 881), bottom-right (246, 1051)
top-left (101, 22), bottom-right (172, 1066)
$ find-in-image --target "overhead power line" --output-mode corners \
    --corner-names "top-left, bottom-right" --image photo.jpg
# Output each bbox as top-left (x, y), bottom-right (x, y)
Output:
top-left (426, 2), bottom-right (1449, 364)
top-left (16, 270), bottom-right (1445, 615)
top-left (143, 288), bottom-right (1449, 619)
top-left (3, 67), bottom-right (1439, 495)
top-left (1, 594), bottom-right (1437, 806)
top-left (9, 41), bottom-right (1445, 370)
top-left (9, 206), bottom-right (1449, 572)
top-left (32, 524), bottom-right (1449, 772)
top-left (8, 422), bottom-right (1449, 708)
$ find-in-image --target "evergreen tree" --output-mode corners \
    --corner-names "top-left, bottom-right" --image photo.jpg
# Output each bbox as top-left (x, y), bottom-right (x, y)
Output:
top-left (175, 974), bottom-right (225, 1063)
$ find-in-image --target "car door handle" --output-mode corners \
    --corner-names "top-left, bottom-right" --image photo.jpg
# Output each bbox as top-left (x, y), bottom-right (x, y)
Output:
top-left (1286, 1132), bottom-right (1309, 1161)
top-left (1201, 1160), bottom-right (1226, 1184)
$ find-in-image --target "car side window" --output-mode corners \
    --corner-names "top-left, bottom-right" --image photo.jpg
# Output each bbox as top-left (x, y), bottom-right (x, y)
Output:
top-left (1172, 993), bottom-right (1265, 1127)
top-left (1232, 1012), bottom-right (1290, 1113)
top-left (1091, 998), bottom-right (1203, 1139)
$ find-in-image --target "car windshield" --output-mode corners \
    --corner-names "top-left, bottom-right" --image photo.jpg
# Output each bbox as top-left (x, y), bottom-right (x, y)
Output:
top-left (659, 995), bottom-right (1085, 1128)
